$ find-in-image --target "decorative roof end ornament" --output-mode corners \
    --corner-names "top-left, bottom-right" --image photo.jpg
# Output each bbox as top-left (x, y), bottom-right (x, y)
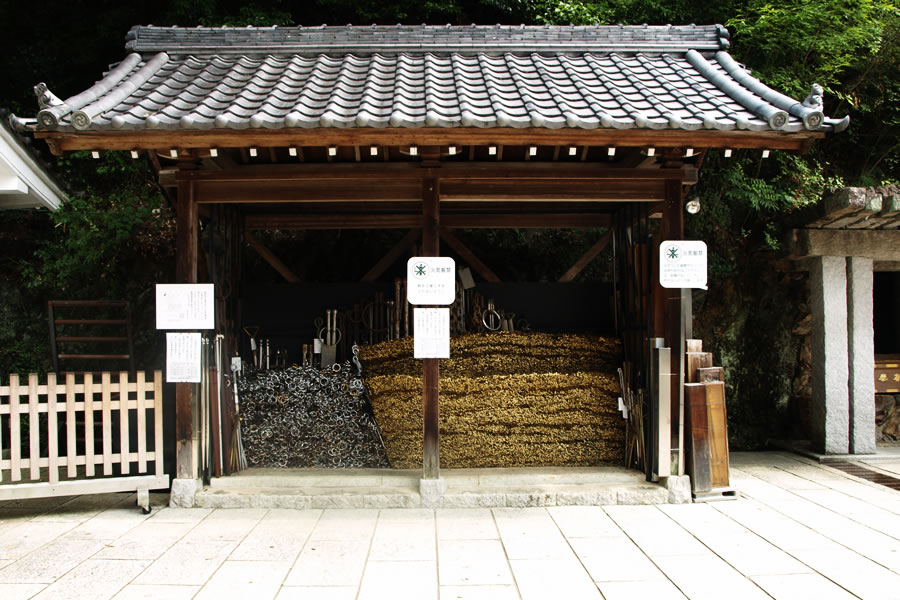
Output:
top-left (801, 83), bottom-right (825, 129)
top-left (34, 83), bottom-right (63, 110)
top-left (34, 83), bottom-right (64, 128)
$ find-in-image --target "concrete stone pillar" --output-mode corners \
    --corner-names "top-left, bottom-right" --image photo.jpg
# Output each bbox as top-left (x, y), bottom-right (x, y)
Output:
top-left (847, 257), bottom-right (875, 453)
top-left (810, 256), bottom-right (850, 454)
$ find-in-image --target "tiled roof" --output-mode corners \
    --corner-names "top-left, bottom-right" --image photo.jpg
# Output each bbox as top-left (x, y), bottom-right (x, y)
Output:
top-left (24, 24), bottom-right (848, 135)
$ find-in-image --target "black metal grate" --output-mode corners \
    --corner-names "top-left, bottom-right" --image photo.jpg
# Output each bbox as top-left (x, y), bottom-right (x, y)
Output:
top-left (825, 461), bottom-right (900, 491)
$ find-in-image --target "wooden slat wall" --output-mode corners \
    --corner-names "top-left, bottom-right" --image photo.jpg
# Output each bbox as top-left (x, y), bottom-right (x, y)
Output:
top-left (0, 371), bottom-right (164, 484)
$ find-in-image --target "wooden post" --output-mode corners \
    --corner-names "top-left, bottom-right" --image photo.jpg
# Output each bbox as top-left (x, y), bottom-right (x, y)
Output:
top-left (422, 178), bottom-right (440, 479)
top-left (662, 179), bottom-right (685, 474)
top-left (175, 177), bottom-right (198, 480)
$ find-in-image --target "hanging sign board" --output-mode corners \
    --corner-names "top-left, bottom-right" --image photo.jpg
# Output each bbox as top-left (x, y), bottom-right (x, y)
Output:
top-left (659, 240), bottom-right (708, 289)
top-left (414, 308), bottom-right (450, 359)
top-left (407, 257), bottom-right (456, 305)
top-left (156, 283), bottom-right (215, 330)
top-left (166, 332), bottom-right (202, 383)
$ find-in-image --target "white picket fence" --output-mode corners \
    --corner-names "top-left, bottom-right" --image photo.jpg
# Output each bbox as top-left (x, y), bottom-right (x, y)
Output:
top-left (0, 371), bottom-right (168, 511)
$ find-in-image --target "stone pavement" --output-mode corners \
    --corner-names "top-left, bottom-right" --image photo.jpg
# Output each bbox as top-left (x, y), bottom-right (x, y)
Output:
top-left (2, 451), bottom-right (900, 600)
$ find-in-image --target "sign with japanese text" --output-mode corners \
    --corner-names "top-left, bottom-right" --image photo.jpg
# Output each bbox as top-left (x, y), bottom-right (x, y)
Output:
top-left (166, 332), bottom-right (202, 382)
top-left (406, 257), bottom-right (456, 305)
top-left (414, 308), bottom-right (450, 359)
top-left (156, 284), bottom-right (215, 330)
top-left (659, 240), bottom-right (708, 289)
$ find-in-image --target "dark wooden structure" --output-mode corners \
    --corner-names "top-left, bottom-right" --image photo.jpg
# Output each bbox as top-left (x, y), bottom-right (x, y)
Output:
top-left (15, 24), bottom-right (844, 491)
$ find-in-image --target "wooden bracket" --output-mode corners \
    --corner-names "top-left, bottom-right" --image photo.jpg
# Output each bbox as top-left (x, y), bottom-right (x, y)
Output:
top-left (438, 227), bottom-right (500, 282)
top-left (244, 230), bottom-right (300, 283)
top-left (558, 229), bottom-right (612, 282)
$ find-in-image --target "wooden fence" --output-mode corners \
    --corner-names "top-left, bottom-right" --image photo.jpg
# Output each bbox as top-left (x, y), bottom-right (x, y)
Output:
top-left (0, 371), bottom-right (168, 511)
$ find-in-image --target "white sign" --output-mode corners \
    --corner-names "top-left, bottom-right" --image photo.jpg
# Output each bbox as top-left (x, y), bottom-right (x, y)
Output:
top-left (156, 284), bottom-right (215, 330)
top-left (414, 308), bottom-right (450, 359)
top-left (166, 332), bottom-right (202, 383)
top-left (659, 240), bottom-right (708, 289)
top-left (407, 257), bottom-right (456, 305)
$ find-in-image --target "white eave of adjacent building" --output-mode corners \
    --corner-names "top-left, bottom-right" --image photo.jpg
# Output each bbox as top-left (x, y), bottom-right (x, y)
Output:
top-left (0, 117), bottom-right (65, 210)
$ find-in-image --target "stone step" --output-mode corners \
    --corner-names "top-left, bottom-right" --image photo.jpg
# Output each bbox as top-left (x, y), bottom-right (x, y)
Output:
top-left (194, 481), bottom-right (669, 509)
top-left (208, 467), bottom-right (644, 490)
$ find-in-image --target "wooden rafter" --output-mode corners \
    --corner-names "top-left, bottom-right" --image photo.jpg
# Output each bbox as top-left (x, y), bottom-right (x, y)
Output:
top-left (558, 229), bottom-right (613, 282)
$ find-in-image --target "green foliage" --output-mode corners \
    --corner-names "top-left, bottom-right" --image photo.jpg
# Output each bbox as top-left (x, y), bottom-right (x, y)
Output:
top-left (728, 0), bottom-right (898, 97)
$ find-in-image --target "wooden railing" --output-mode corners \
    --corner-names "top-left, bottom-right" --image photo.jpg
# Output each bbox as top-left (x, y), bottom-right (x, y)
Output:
top-left (0, 371), bottom-right (167, 510)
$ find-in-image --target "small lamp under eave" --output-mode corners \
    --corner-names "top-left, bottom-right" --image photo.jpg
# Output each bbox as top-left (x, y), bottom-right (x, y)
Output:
top-left (685, 197), bottom-right (701, 215)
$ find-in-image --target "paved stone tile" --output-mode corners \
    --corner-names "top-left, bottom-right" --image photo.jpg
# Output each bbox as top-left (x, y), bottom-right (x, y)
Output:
top-left (807, 476), bottom-right (900, 516)
top-left (30, 494), bottom-right (127, 523)
top-left (746, 495), bottom-right (900, 571)
top-left (358, 560), bottom-right (437, 600)
top-left (653, 554), bottom-right (772, 600)
top-left (62, 508), bottom-right (151, 541)
top-left (194, 560), bottom-right (291, 600)
top-left (0, 521), bottom-right (78, 560)
top-left (183, 507), bottom-right (267, 541)
top-left (492, 507), bottom-right (574, 560)
top-left (94, 520), bottom-right (198, 560)
top-left (276, 587), bottom-right (358, 600)
top-left (547, 506), bottom-right (624, 538)
top-left (711, 498), bottom-right (829, 551)
top-left (30, 558), bottom-right (150, 600)
top-left (283, 539), bottom-right (370, 586)
top-left (0, 537), bottom-right (106, 584)
top-left (147, 507), bottom-right (213, 523)
top-left (736, 464), bottom-right (830, 491)
top-left (792, 488), bottom-right (900, 540)
top-left (509, 558), bottom-right (602, 600)
top-left (439, 584), bottom-right (519, 599)
top-left (750, 573), bottom-right (859, 600)
top-left (111, 584), bottom-right (201, 600)
top-left (0, 559), bottom-right (11, 569)
top-left (230, 509), bottom-right (321, 562)
top-left (660, 504), bottom-right (811, 576)
top-left (596, 580), bottom-right (687, 600)
top-left (604, 505), bottom-right (709, 556)
top-left (133, 539), bottom-right (237, 586)
top-left (0, 583), bottom-right (48, 600)
top-left (308, 509), bottom-right (378, 541)
top-left (438, 539), bottom-right (515, 585)
top-left (792, 547), bottom-right (900, 600)
top-left (436, 509), bottom-right (498, 540)
top-left (569, 536), bottom-right (667, 582)
top-left (369, 509), bottom-right (436, 561)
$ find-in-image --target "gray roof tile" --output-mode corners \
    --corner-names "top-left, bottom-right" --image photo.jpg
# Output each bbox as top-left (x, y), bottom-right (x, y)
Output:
top-left (33, 24), bottom-right (847, 134)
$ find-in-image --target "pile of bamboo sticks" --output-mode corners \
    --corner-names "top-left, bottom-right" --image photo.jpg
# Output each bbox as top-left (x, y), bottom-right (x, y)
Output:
top-left (360, 332), bottom-right (624, 468)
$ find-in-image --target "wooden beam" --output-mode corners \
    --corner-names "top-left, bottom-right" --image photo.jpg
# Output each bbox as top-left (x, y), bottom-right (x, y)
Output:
top-left (37, 127), bottom-right (820, 155)
top-left (439, 227), bottom-right (501, 283)
top-left (662, 178), bottom-right (685, 472)
top-left (175, 177), bottom-right (198, 481)
top-left (789, 228), bottom-right (900, 261)
top-left (194, 179), bottom-right (422, 203)
top-left (246, 214), bottom-right (424, 230)
top-left (178, 162), bottom-right (699, 183)
top-left (361, 229), bottom-right (422, 282)
top-left (244, 211), bottom-right (611, 230)
top-left (243, 231), bottom-right (300, 283)
top-left (422, 177), bottom-right (440, 480)
top-left (439, 179), bottom-right (667, 201)
top-left (558, 229), bottom-right (612, 282)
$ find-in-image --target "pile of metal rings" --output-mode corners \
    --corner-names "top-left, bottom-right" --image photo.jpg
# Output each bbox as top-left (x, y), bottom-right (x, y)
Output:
top-left (237, 361), bottom-right (390, 468)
